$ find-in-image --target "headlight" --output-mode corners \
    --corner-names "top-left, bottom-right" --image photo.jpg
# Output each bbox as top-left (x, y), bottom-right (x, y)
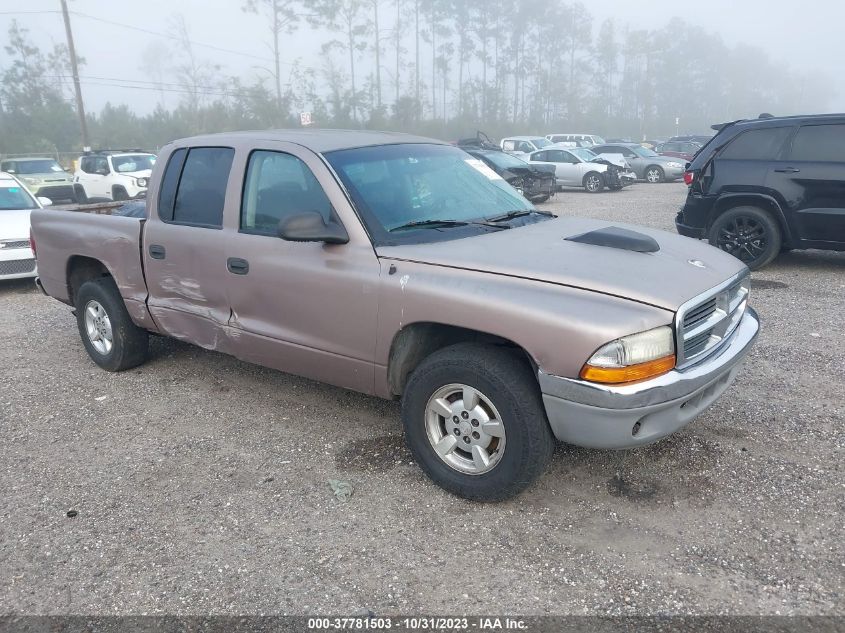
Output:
top-left (580, 325), bottom-right (676, 384)
top-left (137, 177), bottom-right (148, 188)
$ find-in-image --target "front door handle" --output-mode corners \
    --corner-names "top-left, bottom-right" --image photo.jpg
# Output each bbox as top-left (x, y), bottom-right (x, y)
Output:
top-left (227, 257), bottom-right (250, 275)
top-left (148, 244), bottom-right (166, 259)
top-left (774, 167), bottom-right (800, 173)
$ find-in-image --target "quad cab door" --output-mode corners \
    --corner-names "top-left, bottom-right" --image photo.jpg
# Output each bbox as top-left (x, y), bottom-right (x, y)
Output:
top-left (143, 145), bottom-right (237, 350)
top-left (222, 141), bottom-right (381, 394)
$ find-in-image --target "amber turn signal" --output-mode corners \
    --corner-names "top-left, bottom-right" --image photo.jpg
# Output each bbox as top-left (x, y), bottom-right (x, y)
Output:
top-left (580, 354), bottom-right (676, 385)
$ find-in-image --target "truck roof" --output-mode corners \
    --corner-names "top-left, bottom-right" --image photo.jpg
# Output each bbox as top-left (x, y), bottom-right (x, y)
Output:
top-left (167, 129), bottom-right (443, 154)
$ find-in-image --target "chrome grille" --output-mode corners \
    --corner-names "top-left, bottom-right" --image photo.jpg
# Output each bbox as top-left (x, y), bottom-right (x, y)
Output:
top-left (0, 259), bottom-right (36, 275)
top-left (0, 239), bottom-right (31, 250)
top-left (676, 273), bottom-right (749, 368)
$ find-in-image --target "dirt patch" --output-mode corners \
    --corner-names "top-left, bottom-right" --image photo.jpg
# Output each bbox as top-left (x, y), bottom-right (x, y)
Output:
top-left (335, 434), bottom-right (411, 472)
top-left (751, 279), bottom-right (789, 290)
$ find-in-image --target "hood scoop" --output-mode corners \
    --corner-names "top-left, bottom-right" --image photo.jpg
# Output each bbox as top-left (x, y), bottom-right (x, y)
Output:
top-left (565, 226), bottom-right (660, 253)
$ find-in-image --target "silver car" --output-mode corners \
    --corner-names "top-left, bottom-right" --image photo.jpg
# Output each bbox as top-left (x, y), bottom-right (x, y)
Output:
top-left (591, 143), bottom-right (687, 183)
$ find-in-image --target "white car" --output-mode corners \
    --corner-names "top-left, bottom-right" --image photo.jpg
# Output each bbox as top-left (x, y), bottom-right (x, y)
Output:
top-left (0, 172), bottom-right (49, 281)
top-left (527, 146), bottom-right (635, 193)
top-left (500, 136), bottom-right (553, 157)
top-left (74, 151), bottom-right (156, 202)
top-left (545, 133), bottom-right (605, 147)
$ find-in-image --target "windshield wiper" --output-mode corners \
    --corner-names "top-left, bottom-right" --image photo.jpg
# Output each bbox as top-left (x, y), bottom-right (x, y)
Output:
top-left (389, 218), bottom-right (509, 232)
top-left (486, 209), bottom-right (555, 223)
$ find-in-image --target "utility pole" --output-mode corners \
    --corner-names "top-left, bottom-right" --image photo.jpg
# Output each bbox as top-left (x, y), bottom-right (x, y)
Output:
top-left (60, 0), bottom-right (90, 150)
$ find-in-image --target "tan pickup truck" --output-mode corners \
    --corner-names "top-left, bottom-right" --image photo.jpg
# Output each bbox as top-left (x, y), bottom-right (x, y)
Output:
top-left (31, 130), bottom-right (759, 501)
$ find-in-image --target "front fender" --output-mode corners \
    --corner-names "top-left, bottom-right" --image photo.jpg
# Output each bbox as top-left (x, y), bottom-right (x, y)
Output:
top-left (375, 260), bottom-right (673, 385)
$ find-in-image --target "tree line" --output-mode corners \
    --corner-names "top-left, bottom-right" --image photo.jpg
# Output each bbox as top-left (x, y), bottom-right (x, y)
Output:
top-left (0, 0), bottom-right (834, 154)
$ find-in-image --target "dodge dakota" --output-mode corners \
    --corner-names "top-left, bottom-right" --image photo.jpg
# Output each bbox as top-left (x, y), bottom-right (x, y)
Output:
top-left (31, 130), bottom-right (759, 501)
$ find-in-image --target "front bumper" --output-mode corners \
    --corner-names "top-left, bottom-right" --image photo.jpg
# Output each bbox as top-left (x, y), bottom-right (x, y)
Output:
top-left (35, 184), bottom-right (75, 201)
top-left (539, 307), bottom-right (759, 449)
top-left (0, 252), bottom-right (37, 280)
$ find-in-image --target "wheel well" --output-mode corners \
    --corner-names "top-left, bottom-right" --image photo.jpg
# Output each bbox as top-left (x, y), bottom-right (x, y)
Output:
top-left (709, 196), bottom-right (790, 243)
top-left (647, 164), bottom-right (663, 173)
top-left (387, 323), bottom-right (535, 398)
top-left (67, 256), bottom-right (112, 304)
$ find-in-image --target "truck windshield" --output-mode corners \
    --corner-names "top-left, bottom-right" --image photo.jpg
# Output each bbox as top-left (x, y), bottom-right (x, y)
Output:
top-left (0, 184), bottom-right (37, 210)
top-left (326, 144), bottom-right (538, 243)
top-left (6, 159), bottom-right (64, 174)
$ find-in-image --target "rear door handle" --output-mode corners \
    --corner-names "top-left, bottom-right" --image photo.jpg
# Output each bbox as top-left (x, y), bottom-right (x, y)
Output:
top-left (227, 257), bottom-right (249, 275)
top-left (774, 167), bottom-right (800, 173)
top-left (148, 244), bottom-right (166, 259)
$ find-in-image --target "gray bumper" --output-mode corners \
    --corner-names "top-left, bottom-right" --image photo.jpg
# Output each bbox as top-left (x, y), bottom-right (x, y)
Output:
top-left (539, 307), bottom-right (759, 449)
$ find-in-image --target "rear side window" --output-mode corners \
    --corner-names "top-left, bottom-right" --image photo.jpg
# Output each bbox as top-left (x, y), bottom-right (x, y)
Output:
top-left (502, 140), bottom-right (516, 152)
top-left (789, 124), bottom-right (845, 162)
top-left (531, 151), bottom-right (547, 161)
top-left (240, 150), bottom-right (333, 236)
top-left (719, 127), bottom-right (792, 160)
top-left (157, 148), bottom-right (187, 222)
top-left (160, 147), bottom-right (234, 228)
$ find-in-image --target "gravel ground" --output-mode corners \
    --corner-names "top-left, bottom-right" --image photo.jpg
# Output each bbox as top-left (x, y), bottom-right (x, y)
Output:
top-left (0, 182), bottom-right (842, 616)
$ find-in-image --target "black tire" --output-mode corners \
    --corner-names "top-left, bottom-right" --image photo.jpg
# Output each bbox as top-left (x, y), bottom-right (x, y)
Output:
top-left (74, 185), bottom-right (88, 204)
top-left (708, 206), bottom-right (782, 270)
top-left (401, 343), bottom-right (555, 502)
top-left (75, 278), bottom-right (149, 371)
top-left (583, 171), bottom-right (604, 193)
top-left (112, 186), bottom-right (129, 201)
top-left (645, 166), bottom-right (664, 183)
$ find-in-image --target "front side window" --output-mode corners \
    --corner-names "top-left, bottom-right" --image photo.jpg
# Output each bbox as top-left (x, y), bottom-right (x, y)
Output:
top-left (531, 138), bottom-right (551, 149)
top-left (159, 147), bottom-right (233, 228)
top-left (326, 144), bottom-right (537, 244)
top-left (571, 148), bottom-right (597, 162)
top-left (789, 124), bottom-right (845, 163)
top-left (241, 151), bottom-right (334, 236)
top-left (720, 127), bottom-right (792, 161)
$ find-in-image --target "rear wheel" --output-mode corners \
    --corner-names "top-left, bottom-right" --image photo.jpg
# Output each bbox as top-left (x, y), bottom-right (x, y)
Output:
top-left (583, 172), bottom-right (604, 193)
top-left (645, 166), bottom-right (664, 183)
top-left (708, 206), bottom-right (781, 270)
top-left (401, 343), bottom-right (555, 501)
top-left (75, 278), bottom-right (149, 371)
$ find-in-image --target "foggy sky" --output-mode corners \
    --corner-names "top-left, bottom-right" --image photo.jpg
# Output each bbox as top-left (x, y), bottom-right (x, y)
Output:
top-left (3, 0), bottom-right (844, 115)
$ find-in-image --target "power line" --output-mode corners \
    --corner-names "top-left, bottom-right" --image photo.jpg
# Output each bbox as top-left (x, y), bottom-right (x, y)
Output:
top-left (69, 11), bottom-right (301, 67)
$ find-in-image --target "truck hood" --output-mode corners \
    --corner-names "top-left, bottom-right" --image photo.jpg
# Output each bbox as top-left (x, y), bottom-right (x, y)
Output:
top-left (116, 169), bottom-right (152, 179)
top-left (376, 217), bottom-right (747, 311)
top-left (0, 209), bottom-right (33, 240)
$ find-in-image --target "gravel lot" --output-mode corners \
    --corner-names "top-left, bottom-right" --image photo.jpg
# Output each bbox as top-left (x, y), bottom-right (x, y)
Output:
top-left (1, 182), bottom-right (842, 616)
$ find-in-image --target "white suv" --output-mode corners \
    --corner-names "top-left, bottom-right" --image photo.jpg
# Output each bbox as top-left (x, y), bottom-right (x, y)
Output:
top-left (74, 151), bottom-right (156, 202)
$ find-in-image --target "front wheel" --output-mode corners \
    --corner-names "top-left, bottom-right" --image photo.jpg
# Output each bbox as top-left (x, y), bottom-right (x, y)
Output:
top-left (112, 186), bottom-right (129, 201)
top-left (645, 166), bottom-right (664, 183)
top-left (583, 172), bottom-right (604, 193)
top-left (75, 278), bottom-right (149, 371)
top-left (708, 206), bottom-right (782, 270)
top-left (401, 343), bottom-right (555, 501)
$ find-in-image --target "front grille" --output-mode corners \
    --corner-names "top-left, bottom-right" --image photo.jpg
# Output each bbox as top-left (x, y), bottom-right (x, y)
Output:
top-left (0, 259), bottom-right (36, 275)
top-left (0, 239), bottom-right (30, 250)
top-left (676, 274), bottom-right (749, 368)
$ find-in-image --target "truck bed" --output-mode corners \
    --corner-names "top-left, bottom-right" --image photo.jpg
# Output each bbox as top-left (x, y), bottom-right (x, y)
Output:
top-left (31, 209), bottom-right (155, 330)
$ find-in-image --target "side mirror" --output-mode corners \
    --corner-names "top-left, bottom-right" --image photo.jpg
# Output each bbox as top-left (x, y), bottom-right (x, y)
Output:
top-left (37, 197), bottom-right (53, 206)
top-left (97, 168), bottom-right (110, 176)
top-left (278, 211), bottom-right (349, 245)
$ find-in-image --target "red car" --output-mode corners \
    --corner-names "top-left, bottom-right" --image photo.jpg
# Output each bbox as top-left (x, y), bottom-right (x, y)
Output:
top-left (655, 140), bottom-right (702, 162)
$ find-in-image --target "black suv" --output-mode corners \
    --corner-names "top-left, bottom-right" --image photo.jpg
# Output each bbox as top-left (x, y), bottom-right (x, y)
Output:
top-left (676, 114), bottom-right (845, 269)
